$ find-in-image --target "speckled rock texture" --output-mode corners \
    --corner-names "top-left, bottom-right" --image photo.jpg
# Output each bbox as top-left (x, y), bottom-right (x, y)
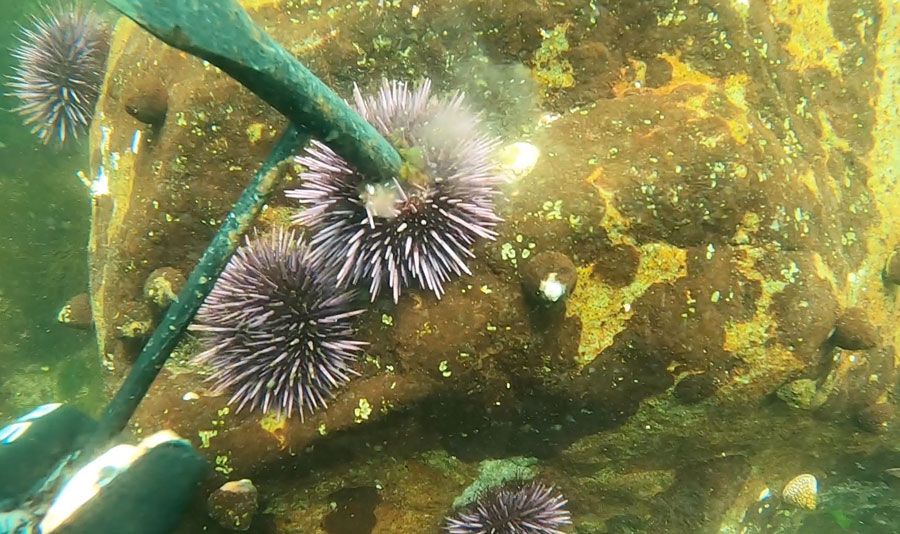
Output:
top-left (207, 478), bottom-right (259, 531)
top-left (88, 1), bottom-right (900, 533)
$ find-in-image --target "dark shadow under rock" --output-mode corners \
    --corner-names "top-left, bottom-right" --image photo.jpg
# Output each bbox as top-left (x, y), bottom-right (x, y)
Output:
top-left (323, 486), bottom-right (381, 534)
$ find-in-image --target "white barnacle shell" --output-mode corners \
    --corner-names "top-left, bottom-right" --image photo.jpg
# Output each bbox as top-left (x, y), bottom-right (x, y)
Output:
top-left (539, 272), bottom-right (567, 302)
top-left (496, 141), bottom-right (540, 182)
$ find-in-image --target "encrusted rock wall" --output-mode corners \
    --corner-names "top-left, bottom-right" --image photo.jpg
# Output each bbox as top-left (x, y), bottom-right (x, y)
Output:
top-left (88, 0), bottom-right (900, 532)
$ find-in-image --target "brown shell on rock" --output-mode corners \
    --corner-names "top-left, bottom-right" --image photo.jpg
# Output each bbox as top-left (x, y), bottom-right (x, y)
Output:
top-left (782, 474), bottom-right (817, 510)
top-left (57, 293), bottom-right (92, 329)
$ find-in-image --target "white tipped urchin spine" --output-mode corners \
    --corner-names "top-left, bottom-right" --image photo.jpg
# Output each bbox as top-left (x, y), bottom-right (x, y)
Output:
top-left (286, 79), bottom-right (503, 302)
top-left (445, 481), bottom-right (572, 534)
top-left (190, 228), bottom-right (366, 420)
top-left (7, 4), bottom-right (109, 144)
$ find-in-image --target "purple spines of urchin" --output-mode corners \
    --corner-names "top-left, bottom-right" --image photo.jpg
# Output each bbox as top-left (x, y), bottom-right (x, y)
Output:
top-left (445, 481), bottom-right (572, 534)
top-left (286, 79), bottom-right (502, 303)
top-left (7, 4), bottom-right (110, 144)
top-left (189, 228), bottom-right (366, 420)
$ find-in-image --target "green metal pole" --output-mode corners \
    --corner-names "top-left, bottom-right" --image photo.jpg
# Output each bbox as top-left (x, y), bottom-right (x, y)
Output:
top-left (93, 0), bottom-right (410, 444)
top-left (93, 125), bottom-right (308, 443)
top-left (104, 0), bottom-right (403, 184)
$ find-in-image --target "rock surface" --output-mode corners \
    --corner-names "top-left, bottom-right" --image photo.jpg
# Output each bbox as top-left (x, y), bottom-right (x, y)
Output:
top-left (832, 307), bottom-right (880, 350)
top-left (88, 1), bottom-right (900, 533)
top-left (207, 479), bottom-right (259, 531)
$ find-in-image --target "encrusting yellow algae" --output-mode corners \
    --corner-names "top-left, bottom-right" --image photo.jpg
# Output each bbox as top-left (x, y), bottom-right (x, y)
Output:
top-left (533, 23), bottom-right (575, 91)
top-left (771, 0), bottom-right (846, 77)
top-left (259, 411), bottom-right (287, 448)
top-left (567, 243), bottom-right (687, 367)
top-left (722, 247), bottom-right (809, 393)
top-left (863, 0), bottom-right (900, 367)
top-left (586, 166), bottom-right (632, 246)
top-left (246, 122), bottom-right (265, 144)
top-left (651, 54), bottom-right (752, 145)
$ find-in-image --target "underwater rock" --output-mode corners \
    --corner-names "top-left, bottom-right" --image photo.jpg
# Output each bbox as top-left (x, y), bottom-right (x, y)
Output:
top-left (112, 301), bottom-right (154, 341)
top-left (207, 478), bottom-right (259, 531)
top-left (672, 373), bottom-right (720, 404)
top-left (856, 402), bottom-right (893, 433)
top-left (57, 293), bottom-right (92, 330)
top-left (776, 378), bottom-right (826, 411)
top-left (123, 79), bottom-right (168, 126)
top-left (142, 266), bottom-right (186, 309)
top-left (769, 253), bottom-right (841, 363)
top-left (322, 486), bottom-right (380, 534)
top-left (781, 474), bottom-right (817, 510)
top-left (646, 455), bottom-right (750, 532)
top-left (86, 1), bottom-right (900, 532)
top-left (581, 468), bottom-right (675, 501)
top-left (831, 308), bottom-right (879, 350)
top-left (604, 514), bottom-right (647, 534)
top-left (520, 251), bottom-right (577, 305)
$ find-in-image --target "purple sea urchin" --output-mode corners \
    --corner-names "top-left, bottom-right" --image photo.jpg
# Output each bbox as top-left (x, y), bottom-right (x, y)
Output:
top-left (189, 228), bottom-right (366, 419)
top-left (445, 481), bottom-right (571, 534)
top-left (286, 79), bottom-right (502, 302)
top-left (7, 4), bottom-right (109, 144)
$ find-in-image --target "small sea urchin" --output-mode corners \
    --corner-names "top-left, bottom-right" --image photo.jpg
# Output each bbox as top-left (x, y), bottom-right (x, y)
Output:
top-left (445, 481), bottom-right (571, 534)
top-left (286, 79), bottom-right (502, 302)
top-left (190, 228), bottom-right (366, 419)
top-left (7, 4), bottom-right (109, 144)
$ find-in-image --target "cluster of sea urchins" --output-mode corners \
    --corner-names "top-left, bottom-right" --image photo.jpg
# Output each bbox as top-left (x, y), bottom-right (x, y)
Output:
top-left (445, 481), bottom-right (571, 534)
top-left (190, 228), bottom-right (366, 420)
top-left (7, 3), bottom-right (110, 145)
top-left (193, 80), bottom-right (502, 418)
top-left (287, 79), bottom-right (503, 302)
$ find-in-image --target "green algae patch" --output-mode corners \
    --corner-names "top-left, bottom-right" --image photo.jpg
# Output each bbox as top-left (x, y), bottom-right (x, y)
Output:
top-left (452, 456), bottom-right (539, 509)
top-left (533, 23), bottom-right (575, 91)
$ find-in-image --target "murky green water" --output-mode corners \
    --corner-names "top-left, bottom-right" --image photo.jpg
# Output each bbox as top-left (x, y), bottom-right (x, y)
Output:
top-left (0, 0), bottom-right (104, 417)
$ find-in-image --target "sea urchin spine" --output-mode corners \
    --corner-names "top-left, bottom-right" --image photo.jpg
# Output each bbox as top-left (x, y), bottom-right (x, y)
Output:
top-left (190, 228), bottom-right (366, 420)
top-left (7, 3), bottom-right (110, 144)
top-left (287, 79), bottom-right (503, 302)
top-left (445, 481), bottom-right (571, 534)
